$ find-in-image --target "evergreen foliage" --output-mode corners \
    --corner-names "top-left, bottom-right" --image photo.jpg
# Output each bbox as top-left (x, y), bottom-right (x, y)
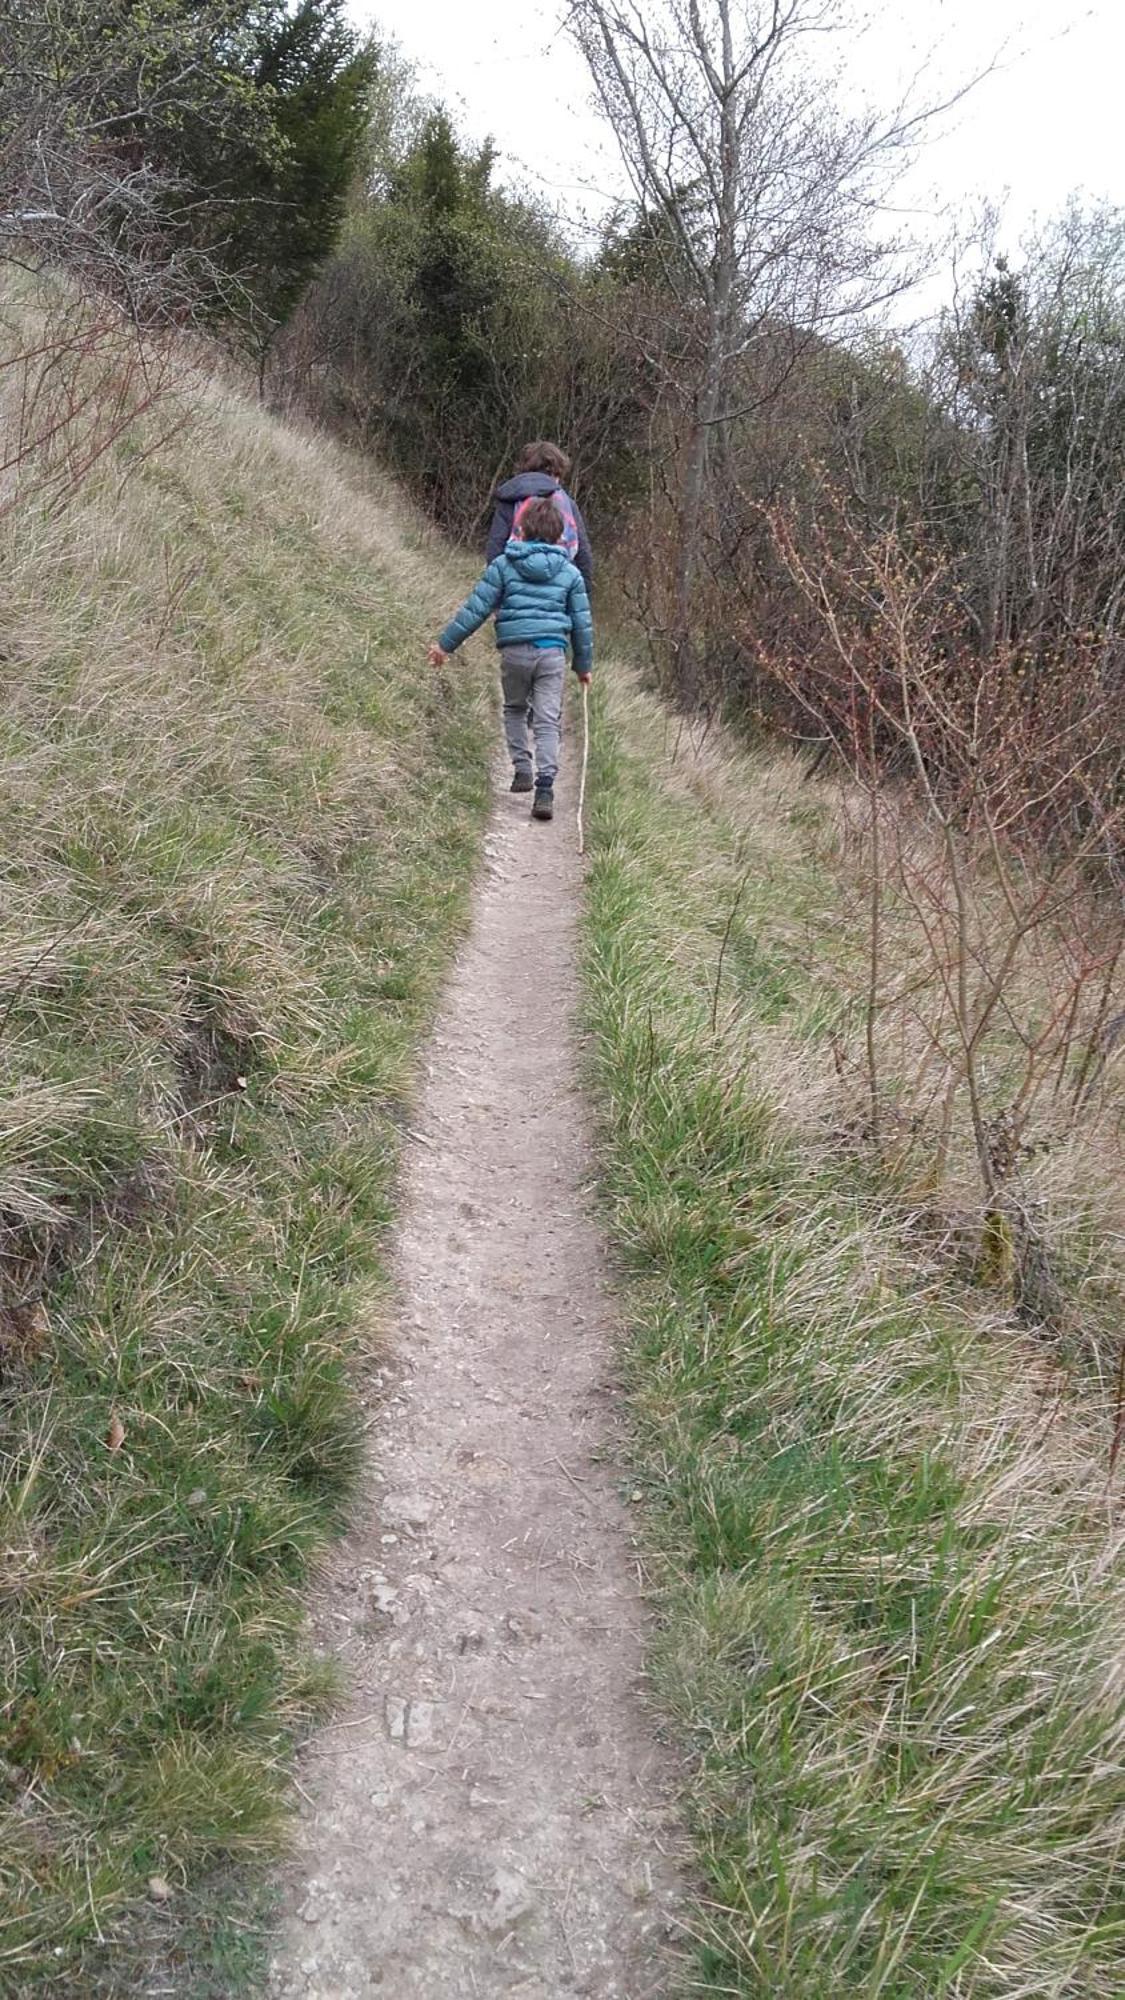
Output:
top-left (0, 0), bottom-right (374, 334)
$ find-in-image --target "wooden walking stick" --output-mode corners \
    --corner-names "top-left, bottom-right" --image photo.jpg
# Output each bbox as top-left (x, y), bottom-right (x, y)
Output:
top-left (577, 679), bottom-right (590, 856)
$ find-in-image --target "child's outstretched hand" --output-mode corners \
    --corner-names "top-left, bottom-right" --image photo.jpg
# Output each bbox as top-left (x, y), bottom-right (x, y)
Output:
top-left (428, 643), bottom-right (447, 668)
top-left (576, 672), bottom-right (592, 686)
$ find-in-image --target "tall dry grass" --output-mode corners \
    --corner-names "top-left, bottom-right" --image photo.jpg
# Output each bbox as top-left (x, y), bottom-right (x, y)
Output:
top-left (582, 663), bottom-right (1125, 1995)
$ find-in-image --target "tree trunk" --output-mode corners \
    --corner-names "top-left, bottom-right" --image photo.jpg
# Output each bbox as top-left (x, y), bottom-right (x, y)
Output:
top-left (671, 334), bottom-right (724, 706)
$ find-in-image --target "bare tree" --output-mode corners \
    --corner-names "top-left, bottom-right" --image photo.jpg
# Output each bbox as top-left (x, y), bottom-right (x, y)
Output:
top-left (933, 208), bottom-right (1125, 660)
top-left (567, 0), bottom-right (981, 697)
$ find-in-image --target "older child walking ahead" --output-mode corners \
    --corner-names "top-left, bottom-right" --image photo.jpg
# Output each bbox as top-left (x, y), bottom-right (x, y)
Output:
top-left (428, 497), bottom-right (593, 823)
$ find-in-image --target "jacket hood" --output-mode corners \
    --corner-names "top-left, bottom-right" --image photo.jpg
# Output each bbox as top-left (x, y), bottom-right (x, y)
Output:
top-left (495, 471), bottom-right (560, 501)
top-left (503, 538), bottom-right (569, 581)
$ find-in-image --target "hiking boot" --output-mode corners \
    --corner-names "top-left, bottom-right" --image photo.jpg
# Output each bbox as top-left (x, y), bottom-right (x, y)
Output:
top-left (510, 769), bottom-right (534, 794)
top-left (531, 784), bottom-right (555, 822)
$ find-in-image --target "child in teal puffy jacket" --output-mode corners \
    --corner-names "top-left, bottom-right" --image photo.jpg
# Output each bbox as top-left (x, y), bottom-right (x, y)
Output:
top-left (429, 497), bottom-right (593, 823)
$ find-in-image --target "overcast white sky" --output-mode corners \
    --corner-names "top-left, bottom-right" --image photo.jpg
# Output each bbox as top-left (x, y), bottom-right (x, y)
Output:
top-left (348, 2), bottom-right (1121, 313)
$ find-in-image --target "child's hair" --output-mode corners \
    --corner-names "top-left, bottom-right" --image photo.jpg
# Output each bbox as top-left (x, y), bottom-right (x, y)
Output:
top-left (516, 439), bottom-right (571, 482)
top-left (519, 498), bottom-right (564, 544)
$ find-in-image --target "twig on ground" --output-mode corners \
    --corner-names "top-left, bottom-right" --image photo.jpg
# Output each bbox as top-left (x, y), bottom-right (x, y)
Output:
top-left (577, 680), bottom-right (590, 856)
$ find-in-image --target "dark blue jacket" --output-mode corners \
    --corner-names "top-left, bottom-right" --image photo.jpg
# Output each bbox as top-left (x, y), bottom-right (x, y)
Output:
top-left (438, 540), bottom-right (594, 675)
top-left (486, 472), bottom-right (593, 590)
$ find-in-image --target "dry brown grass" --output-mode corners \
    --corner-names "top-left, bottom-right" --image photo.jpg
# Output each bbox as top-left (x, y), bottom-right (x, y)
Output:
top-left (604, 672), bottom-right (1125, 1366)
top-left (582, 660), bottom-right (1125, 1993)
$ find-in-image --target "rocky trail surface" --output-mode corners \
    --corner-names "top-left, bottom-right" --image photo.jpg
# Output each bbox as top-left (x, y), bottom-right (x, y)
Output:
top-left (268, 771), bottom-right (682, 1998)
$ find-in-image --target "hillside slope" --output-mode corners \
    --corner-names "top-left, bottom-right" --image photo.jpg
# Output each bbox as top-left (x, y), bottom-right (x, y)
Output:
top-left (582, 673), bottom-right (1125, 1995)
top-left (0, 315), bottom-right (491, 1991)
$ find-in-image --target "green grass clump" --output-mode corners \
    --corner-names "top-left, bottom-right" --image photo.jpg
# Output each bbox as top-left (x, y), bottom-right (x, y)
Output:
top-left (582, 677), bottom-right (1125, 1996)
top-left (0, 302), bottom-right (491, 1991)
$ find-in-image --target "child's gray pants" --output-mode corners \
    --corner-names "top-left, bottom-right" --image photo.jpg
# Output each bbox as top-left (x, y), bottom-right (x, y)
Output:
top-left (500, 645), bottom-right (566, 785)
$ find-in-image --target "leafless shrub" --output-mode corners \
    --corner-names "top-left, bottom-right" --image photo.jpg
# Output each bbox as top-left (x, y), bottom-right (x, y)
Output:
top-left (0, 60), bottom-right (231, 520)
top-left (0, 288), bottom-right (185, 521)
top-left (760, 488), bottom-right (1125, 1311)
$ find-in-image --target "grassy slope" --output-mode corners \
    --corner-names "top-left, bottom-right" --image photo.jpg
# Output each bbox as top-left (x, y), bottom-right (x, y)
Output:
top-left (582, 672), bottom-right (1125, 1997)
top-left (0, 342), bottom-right (491, 1992)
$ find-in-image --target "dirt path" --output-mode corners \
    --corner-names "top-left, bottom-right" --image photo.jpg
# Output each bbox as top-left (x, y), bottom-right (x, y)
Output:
top-left (268, 771), bottom-right (682, 1999)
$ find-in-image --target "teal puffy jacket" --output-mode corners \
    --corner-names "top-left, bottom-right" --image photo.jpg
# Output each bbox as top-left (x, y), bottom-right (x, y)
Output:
top-left (438, 540), bottom-right (594, 675)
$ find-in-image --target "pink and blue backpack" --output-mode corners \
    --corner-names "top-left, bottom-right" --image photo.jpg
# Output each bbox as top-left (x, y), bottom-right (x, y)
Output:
top-left (511, 487), bottom-right (580, 564)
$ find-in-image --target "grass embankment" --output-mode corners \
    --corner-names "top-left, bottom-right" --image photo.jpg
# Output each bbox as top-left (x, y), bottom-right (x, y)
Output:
top-left (583, 673), bottom-right (1125, 1996)
top-left (0, 333), bottom-right (490, 1991)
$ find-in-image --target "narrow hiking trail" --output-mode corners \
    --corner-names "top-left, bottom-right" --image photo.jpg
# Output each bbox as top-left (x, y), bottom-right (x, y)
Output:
top-left (268, 769), bottom-right (682, 1999)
